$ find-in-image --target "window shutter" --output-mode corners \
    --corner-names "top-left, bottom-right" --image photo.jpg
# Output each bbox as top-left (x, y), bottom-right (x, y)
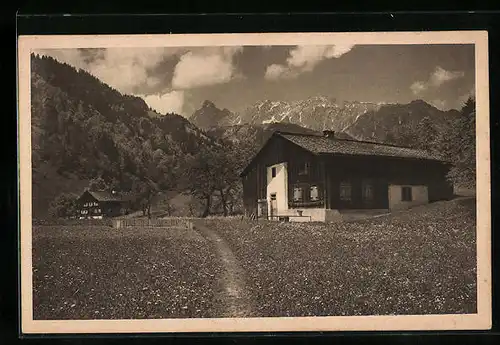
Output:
top-left (310, 185), bottom-right (319, 201)
top-left (293, 186), bottom-right (303, 201)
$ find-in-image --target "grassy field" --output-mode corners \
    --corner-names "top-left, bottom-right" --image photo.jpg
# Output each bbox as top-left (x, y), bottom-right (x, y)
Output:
top-left (32, 226), bottom-right (223, 319)
top-left (206, 197), bottom-right (477, 317)
top-left (32, 197), bottom-right (477, 319)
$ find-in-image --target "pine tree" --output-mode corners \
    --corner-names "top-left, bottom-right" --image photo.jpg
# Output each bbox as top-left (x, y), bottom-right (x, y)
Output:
top-left (438, 97), bottom-right (476, 189)
top-left (447, 97), bottom-right (476, 189)
top-left (416, 116), bottom-right (438, 152)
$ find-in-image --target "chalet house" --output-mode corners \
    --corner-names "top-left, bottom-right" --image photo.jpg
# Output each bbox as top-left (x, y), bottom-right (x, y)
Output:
top-left (240, 130), bottom-right (453, 222)
top-left (76, 190), bottom-right (132, 219)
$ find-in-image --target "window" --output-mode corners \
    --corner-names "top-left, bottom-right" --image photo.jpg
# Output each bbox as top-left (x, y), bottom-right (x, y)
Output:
top-left (340, 181), bottom-right (352, 201)
top-left (271, 167), bottom-right (277, 178)
top-left (293, 186), bottom-right (303, 201)
top-left (298, 162), bottom-right (310, 175)
top-left (270, 193), bottom-right (277, 201)
top-left (401, 186), bottom-right (413, 201)
top-left (310, 185), bottom-right (319, 201)
top-left (290, 183), bottom-right (323, 205)
top-left (362, 180), bottom-right (374, 201)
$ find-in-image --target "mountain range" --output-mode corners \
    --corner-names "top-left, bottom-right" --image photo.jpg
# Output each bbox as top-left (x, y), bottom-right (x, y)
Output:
top-left (190, 96), bottom-right (461, 146)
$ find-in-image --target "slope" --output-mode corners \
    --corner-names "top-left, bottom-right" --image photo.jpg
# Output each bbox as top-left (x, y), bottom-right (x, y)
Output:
top-left (30, 54), bottom-right (215, 218)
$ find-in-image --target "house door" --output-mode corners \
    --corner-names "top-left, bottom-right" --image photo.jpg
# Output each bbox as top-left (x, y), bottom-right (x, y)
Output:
top-left (270, 193), bottom-right (277, 220)
top-left (361, 179), bottom-right (375, 209)
top-left (338, 180), bottom-right (353, 209)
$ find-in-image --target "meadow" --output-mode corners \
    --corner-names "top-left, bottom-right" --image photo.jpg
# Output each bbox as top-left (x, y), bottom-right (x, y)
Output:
top-left (32, 226), bottom-right (223, 319)
top-left (32, 197), bottom-right (477, 319)
top-left (205, 197), bottom-right (477, 317)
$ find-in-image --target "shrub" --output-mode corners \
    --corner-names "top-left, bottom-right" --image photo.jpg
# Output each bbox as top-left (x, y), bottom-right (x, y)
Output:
top-left (48, 193), bottom-right (78, 219)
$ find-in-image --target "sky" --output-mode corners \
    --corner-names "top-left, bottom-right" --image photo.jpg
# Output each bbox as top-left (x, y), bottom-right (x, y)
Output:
top-left (36, 44), bottom-right (475, 117)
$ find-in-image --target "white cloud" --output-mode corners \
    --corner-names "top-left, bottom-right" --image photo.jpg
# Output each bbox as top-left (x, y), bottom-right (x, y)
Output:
top-left (264, 64), bottom-right (297, 80)
top-left (36, 47), bottom-right (180, 94)
top-left (430, 99), bottom-right (448, 110)
top-left (410, 81), bottom-right (428, 95)
top-left (287, 45), bottom-right (354, 71)
top-left (264, 44), bottom-right (354, 80)
top-left (139, 90), bottom-right (185, 115)
top-left (411, 66), bottom-right (465, 95)
top-left (37, 49), bottom-right (89, 70)
top-left (430, 66), bottom-right (465, 87)
top-left (171, 47), bottom-right (243, 89)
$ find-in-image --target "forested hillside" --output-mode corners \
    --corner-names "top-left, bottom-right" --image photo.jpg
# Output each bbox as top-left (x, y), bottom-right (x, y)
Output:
top-left (31, 54), bottom-right (219, 218)
top-left (344, 100), bottom-right (461, 147)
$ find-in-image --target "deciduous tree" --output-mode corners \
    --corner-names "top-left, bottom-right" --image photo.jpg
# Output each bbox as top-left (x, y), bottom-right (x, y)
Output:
top-left (48, 193), bottom-right (77, 218)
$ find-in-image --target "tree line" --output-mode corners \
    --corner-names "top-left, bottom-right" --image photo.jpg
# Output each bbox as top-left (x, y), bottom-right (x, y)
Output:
top-left (384, 97), bottom-right (476, 190)
top-left (32, 54), bottom-right (251, 219)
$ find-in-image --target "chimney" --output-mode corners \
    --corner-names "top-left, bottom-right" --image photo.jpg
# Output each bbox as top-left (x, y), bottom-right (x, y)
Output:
top-left (323, 130), bottom-right (335, 138)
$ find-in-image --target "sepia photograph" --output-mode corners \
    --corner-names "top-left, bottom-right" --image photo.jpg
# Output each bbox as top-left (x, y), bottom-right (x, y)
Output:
top-left (17, 31), bottom-right (491, 334)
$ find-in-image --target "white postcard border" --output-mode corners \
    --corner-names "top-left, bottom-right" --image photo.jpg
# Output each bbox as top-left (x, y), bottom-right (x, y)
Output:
top-left (17, 30), bottom-right (491, 334)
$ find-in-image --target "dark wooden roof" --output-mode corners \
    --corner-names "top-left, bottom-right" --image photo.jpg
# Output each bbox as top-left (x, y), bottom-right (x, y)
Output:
top-left (280, 133), bottom-right (444, 161)
top-left (239, 131), bottom-right (448, 177)
top-left (82, 190), bottom-right (133, 202)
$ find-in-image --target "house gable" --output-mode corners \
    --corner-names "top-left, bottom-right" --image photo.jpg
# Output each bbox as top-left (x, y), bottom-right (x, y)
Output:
top-left (77, 190), bottom-right (98, 203)
top-left (239, 132), bottom-right (317, 177)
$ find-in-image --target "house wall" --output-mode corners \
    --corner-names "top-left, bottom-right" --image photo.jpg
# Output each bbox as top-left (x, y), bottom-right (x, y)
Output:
top-left (287, 208), bottom-right (341, 222)
top-left (242, 135), bottom-right (316, 217)
top-left (324, 156), bottom-right (389, 210)
top-left (388, 185), bottom-right (429, 210)
top-left (287, 156), bottom-right (326, 209)
top-left (266, 162), bottom-right (289, 217)
top-left (101, 201), bottom-right (124, 217)
top-left (77, 192), bottom-right (100, 219)
top-left (324, 155), bottom-right (452, 210)
top-left (242, 166), bottom-right (259, 217)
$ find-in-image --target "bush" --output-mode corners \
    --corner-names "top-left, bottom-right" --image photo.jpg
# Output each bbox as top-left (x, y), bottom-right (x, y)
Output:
top-left (48, 193), bottom-right (78, 219)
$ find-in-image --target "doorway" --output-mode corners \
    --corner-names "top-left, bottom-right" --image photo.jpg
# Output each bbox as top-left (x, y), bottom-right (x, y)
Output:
top-left (269, 193), bottom-right (277, 220)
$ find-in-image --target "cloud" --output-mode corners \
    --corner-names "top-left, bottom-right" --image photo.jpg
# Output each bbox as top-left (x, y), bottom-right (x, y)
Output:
top-left (264, 64), bottom-right (297, 80)
top-left (410, 81), bottom-right (428, 95)
top-left (430, 66), bottom-right (465, 87)
top-left (264, 44), bottom-right (355, 80)
top-left (36, 47), bottom-right (180, 94)
top-left (430, 99), bottom-right (448, 110)
top-left (139, 90), bottom-right (185, 115)
top-left (172, 46), bottom-right (243, 89)
top-left (411, 66), bottom-right (465, 95)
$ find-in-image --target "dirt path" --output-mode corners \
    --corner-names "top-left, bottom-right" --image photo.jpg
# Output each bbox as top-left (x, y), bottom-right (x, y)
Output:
top-left (192, 220), bottom-right (254, 318)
